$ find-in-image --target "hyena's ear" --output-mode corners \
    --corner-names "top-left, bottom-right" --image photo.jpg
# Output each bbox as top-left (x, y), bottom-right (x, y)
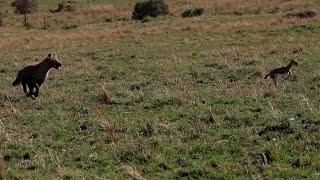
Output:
top-left (48, 53), bottom-right (52, 58)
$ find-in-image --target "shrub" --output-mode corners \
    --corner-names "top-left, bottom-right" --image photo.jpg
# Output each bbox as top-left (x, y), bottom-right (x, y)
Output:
top-left (269, 7), bottom-right (281, 14)
top-left (64, 3), bottom-right (76, 12)
top-left (105, 17), bottom-right (112, 22)
top-left (132, 0), bottom-right (169, 20)
top-left (50, 3), bottom-right (64, 13)
top-left (182, 7), bottom-right (204, 18)
top-left (0, 14), bottom-right (3, 27)
top-left (285, 10), bottom-right (317, 19)
top-left (50, 1), bottom-right (76, 13)
top-left (182, 9), bottom-right (192, 17)
top-left (62, 23), bottom-right (78, 30)
top-left (23, 22), bottom-right (34, 29)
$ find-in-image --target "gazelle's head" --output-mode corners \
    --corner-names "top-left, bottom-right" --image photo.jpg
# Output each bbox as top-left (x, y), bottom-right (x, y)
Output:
top-left (44, 53), bottom-right (62, 69)
top-left (290, 60), bottom-right (298, 67)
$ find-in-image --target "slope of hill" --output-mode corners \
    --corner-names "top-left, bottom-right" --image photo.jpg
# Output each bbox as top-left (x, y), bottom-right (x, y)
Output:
top-left (0, 0), bottom-right (319, 179)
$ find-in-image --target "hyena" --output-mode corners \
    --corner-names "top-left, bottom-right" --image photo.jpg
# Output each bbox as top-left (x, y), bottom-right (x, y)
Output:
top-left (264, 60), bottom-right (298, 87)
top-left (12, 53), bottom-right (62, 99)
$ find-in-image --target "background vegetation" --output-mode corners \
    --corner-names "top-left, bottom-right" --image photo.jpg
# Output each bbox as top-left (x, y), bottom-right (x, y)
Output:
top-left (0, 0), bottom-right (319, 179)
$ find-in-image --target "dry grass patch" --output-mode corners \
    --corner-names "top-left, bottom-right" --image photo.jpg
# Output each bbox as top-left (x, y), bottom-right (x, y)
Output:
top-left (99, 85), bottom-right (117, 105)
top-left (99, 120), bottom-right (126, 142)
top-left (118, 164), bottom-right (145, 180)
top-left (77, 4), bottom-right (115, 16)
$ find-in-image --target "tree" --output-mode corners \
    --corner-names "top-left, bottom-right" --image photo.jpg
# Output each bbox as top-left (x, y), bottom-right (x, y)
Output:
top-left (12, 0), bottom-right (37, 23)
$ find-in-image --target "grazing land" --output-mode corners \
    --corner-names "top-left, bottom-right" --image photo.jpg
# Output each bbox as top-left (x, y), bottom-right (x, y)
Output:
top-left (0, 0), bottom-right (320, 179)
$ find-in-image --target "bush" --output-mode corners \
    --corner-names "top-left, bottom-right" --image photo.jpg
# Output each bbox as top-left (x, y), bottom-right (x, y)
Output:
top-left (286, 10), bottom-right (317, 19)
top-left (50, 1), bottom-right (76, 13)
top-left (64, 3), bottom-right (76, 12)
top-left (182, 7), bottom-right (204, 18)
top-left (50, 3), bottom-right (64, 13)
top-left (132, 0), bottom-right (169, 20)
top-left (269, 7), bottom-right (281, 14)
top-left (23, 22), bottom-right (34, 29)
top-left (62, 23), bottom-right (78, 30)
top-left (105, 17), bottom-right (112, 22)
top-left (0, 14), bottom-right (3, 27)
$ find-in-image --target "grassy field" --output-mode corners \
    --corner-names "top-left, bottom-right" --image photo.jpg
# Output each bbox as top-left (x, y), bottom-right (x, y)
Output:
top-left (0, 0), bottom-right (320, 179)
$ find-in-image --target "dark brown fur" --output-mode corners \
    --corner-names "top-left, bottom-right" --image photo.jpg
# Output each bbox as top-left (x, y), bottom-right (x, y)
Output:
top-left (264, 60), bottom-right (298, 87)
top-left (12, 53), bottom-right (62, 99)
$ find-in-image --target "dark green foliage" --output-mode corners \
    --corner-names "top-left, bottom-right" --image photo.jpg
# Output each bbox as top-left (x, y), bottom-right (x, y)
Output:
top-left (286, 10), bottom-right (317, 19)
top-left (64, 3), bottom-right (76, 12)
top-left (182, 7), bottom-right (204, 18)
top-left (258, 123), bottom-right (294, 136)
top-left (23, 22), bottom-right (34, 29)
top-left (12, 0), bottom-right (37, 22)
top-left (0, 14), bottom-right (3, 27)
top-left (269, 7), bottom-right (281, 14)
top-left (12, 0), bottom-right (37, 15)
top-left (62, 23), bottom-right (78, 30)
top-left (132, 0), bottom-right (169, 20)
top-left (144, 97), bottom-right (182, 109)
top-left (49, 3), bottom-right (64, 13)
top-left (50, 1), bottom-right (76, 13)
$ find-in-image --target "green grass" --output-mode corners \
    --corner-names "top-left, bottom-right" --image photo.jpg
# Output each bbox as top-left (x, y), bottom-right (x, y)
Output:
top-left (0, 0), bottom-right (320, 179)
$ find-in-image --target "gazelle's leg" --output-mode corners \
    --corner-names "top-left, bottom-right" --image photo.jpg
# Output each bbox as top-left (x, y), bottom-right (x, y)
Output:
top-left (284, 75), bottom-right (290, 80)
top-left (285, 72), bottom-right (291, 80)
top-left (273, 78), bottom-right (277, 87)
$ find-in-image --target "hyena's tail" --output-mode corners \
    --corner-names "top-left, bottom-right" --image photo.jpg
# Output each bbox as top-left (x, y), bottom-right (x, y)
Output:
top-left (12, 73), bottom-right (21, 86)
top-left (264, 73), bottom-right (270, 79)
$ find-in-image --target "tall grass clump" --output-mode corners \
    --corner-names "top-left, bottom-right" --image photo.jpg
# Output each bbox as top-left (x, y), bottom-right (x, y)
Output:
top-left (182, 7), bottom-right (204, 18)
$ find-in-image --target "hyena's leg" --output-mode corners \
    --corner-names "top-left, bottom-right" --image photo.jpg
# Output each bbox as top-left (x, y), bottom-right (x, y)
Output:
top-left (22, 82), bottom-right (29, 95)
top-left (34, 84), bottom-right (39, 97)
top-left (26, 83), bottom-right (36, 99)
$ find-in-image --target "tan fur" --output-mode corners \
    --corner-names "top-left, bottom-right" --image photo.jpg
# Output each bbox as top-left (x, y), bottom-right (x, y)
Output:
top-left (264, 60), bottom-right (298, 87)
top-left (12, 53), bottom-right (62, 99)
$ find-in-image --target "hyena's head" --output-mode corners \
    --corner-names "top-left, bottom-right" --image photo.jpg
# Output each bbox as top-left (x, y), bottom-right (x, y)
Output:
top-left (290, 60), bottom-right (298, 67)
top-left (45, 53), bottom-right (62, 69)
